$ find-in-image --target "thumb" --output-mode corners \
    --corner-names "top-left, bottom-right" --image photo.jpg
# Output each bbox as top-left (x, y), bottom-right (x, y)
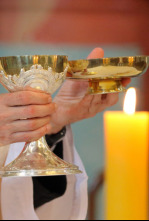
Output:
top-left (87, 48), bottom-right (104, 59)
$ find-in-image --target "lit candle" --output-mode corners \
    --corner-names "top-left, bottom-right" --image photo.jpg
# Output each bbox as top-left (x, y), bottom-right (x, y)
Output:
top-left (104, 88), bottom-right (149, 220)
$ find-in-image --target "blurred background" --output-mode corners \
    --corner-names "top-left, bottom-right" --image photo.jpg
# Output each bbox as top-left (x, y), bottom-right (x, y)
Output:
top-left (0, 0), bottom-right (149, 219)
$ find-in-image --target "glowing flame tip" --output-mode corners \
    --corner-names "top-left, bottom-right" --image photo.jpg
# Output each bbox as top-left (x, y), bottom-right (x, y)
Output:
top-left (123, 87), bottom-right (136, 115)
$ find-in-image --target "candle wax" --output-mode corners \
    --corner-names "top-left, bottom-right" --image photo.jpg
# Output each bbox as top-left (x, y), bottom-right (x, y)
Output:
top-left (104, 112), bottom-right (149, 220)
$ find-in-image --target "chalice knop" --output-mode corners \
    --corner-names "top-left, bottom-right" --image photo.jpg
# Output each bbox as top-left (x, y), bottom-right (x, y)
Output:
top-left (0, 55), bottom-right (82, 177)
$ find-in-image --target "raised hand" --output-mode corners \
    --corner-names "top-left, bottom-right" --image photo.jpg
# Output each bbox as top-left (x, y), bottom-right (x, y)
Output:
top-left (49, 48), bottom-right (131, 134)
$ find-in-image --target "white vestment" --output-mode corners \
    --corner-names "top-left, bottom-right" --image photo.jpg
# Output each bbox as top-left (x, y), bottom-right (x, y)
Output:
top-left (1, 126), bottom-right (88, 220)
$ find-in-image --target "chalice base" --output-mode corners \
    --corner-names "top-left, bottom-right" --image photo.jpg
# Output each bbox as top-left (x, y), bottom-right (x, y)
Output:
top-left (0, 137), bottom-right (82, 177)
top-left (88, 79), bottom-right (126, 94)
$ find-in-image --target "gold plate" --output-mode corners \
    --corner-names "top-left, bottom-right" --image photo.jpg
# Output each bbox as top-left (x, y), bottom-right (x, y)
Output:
top-left (68, 56), bottom-right (149, 94)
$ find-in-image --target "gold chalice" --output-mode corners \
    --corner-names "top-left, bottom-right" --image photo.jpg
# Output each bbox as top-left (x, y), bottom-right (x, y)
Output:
top-left (68, 56), bottom-right (149, 94)
top-left (0, 55), bottom-right (82, 177)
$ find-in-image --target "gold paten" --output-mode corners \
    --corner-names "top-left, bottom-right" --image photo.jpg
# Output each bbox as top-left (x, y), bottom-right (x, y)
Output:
top-left (68, 56), bottom-right (149, 94)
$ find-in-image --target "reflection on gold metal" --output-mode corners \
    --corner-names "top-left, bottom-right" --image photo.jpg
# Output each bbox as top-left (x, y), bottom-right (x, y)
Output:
top-left (33, 55), bottom-right (39, 64)
top-left (68, 56), bottom-right (149, 94)
top-left (128, 57), bottom-right (134, 66)
top-left (88, 79), bottom-right (126, 94)
top-left (0, 55), bottom-right (82, 178)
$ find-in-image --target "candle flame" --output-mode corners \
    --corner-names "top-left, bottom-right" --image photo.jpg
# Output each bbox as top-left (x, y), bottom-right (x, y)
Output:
top-left (123, 87), bottom-right (136, 115)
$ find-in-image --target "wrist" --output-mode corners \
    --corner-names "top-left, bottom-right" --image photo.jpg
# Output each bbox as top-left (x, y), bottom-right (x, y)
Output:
top-left (45, 127), bottom-right (66, 148)
top-left (50, 124), bottom-right (65, 135)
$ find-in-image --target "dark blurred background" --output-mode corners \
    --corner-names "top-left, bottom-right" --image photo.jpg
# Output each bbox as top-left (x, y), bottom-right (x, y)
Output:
top-left (0, 0), bottom-right (149, 219)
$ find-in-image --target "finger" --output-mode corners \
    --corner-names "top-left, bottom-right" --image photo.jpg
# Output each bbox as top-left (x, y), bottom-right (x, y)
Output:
top-left (10, 116), bottom-right (51, 133)
top-left (122, 78), bottom-right (131, 87)
top-left (4, 91), bottom-right (52, 107)
top-left (88, 94), bottom-right (103, 115)
top-left (104, 93), bottom-right (119, 107)
top-left (88, 94), bottom-right (110, 115)
top-left (79, 94), bottom-right (94, 109)
top-left (11, 124), bottom-right (51, 143)
top-left (89, 93), bottom-right (119, 115)
top-left (87, 48), bottom-right (104, 59)
top-left (13, 86), bottom-right (50, 95)
top-left (58, 80), bottom-right (88, 96)
top-left (11, 103), bottom-right (56, 120)
top-left (77, 94), bottom-right (94, 119)
top-left (22, 86), bottom-right (50, 94)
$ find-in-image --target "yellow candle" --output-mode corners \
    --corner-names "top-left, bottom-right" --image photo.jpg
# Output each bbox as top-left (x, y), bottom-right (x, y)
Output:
top-left (104, 89), bottom-right (149, 220)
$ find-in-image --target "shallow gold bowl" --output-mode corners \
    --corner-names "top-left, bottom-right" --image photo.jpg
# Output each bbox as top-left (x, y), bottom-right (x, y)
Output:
top-left (68, 56), bottom-right (149, 94)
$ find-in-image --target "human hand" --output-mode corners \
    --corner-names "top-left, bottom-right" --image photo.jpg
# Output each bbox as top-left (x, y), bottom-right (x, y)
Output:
top-left (0, 90), bottom-right (56, 146)
top-left (49, 48), bottom-right (131, 133)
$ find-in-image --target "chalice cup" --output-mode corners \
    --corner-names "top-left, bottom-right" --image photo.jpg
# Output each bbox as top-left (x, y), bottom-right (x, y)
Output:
top-left (0, 55), bottom-right (82, 177)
